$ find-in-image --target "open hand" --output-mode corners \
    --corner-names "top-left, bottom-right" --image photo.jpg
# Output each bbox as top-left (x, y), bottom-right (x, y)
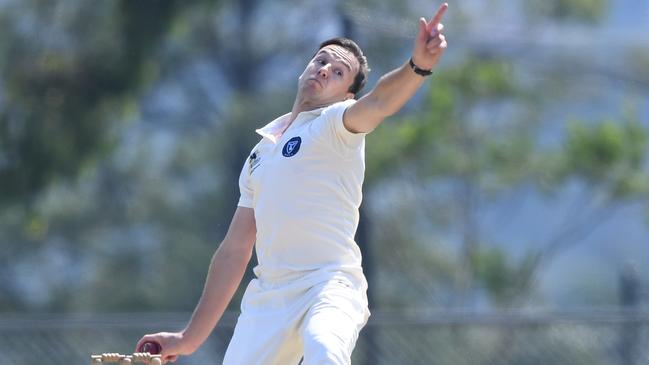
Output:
top-left (412, 2), bottom-right (448, 71)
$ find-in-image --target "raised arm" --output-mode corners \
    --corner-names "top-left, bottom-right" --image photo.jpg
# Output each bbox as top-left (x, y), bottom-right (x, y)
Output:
top-left (136, 207), bottom-right (256, 363)
top-left (343, 3), bottom-right (448, 133)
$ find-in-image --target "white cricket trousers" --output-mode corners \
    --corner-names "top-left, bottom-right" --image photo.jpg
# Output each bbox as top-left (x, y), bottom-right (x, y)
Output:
top-left (222, 275), bottom-right (370, 365)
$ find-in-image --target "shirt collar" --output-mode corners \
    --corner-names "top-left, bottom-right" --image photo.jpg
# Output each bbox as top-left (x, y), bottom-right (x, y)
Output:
top-left (255, 106), bottom-right (327, 144)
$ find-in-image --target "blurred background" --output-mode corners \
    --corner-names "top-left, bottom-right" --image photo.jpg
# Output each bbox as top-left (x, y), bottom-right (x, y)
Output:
top-left (1, 0), bottom-right (648, 364)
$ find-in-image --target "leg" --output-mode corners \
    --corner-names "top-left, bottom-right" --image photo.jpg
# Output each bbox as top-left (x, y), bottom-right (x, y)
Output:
top-left (223, 279), bottom-right (311, 365)
top-left (300, 281), bottom-right (369, 365)
top-left (223, 311), bottom-right (303, 365)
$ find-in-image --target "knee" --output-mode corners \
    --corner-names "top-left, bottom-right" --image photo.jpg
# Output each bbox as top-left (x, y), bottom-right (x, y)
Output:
top-left (302, 332), bottom-right (352, 365)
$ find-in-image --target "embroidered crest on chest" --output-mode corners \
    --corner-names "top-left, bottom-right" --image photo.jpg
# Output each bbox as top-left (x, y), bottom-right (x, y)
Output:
top-left (282, 136), bottom-right (302, 157)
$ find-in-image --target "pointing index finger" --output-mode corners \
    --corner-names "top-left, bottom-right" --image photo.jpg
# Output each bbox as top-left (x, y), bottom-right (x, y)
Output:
top-left (430, 2), bottom-right (448, 28)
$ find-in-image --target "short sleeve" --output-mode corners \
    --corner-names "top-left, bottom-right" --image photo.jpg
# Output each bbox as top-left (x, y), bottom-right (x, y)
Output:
top-left (237, 155), bottom-right (254, 208)
top-left (314, 99), bottom-right (366, 155)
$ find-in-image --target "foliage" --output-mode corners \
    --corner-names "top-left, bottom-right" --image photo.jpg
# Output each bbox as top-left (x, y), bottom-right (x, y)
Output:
top-left (561, 119), bottom-right (649, 197)
top-left (471, 246), bottom-right (538, 306)
top-left (366, 47), bottom-right (649, 309)
top-left (0, 0), bottom-right (188, 208)
top-left (525, 0), bottom-right (609, 23)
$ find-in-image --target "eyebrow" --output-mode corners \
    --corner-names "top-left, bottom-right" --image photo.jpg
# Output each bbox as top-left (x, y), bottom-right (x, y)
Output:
top-left (316, 50), bottom-right (353, 72)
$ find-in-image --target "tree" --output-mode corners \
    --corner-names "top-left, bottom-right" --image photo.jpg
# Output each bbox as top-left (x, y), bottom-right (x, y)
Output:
top-left (0, 0), bottom-right (186, 208)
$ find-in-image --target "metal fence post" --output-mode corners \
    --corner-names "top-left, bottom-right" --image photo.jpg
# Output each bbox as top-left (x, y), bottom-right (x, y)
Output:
top-left (618, 263), bottom-right (639, 365)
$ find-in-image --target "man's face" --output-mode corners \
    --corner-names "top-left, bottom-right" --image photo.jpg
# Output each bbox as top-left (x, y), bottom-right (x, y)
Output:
top-left (298, 45), bottom-right (360, 104)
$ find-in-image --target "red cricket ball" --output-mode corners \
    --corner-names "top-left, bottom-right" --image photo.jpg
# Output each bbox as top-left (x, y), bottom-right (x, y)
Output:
top-left (139, 341), bottom-right (162, 355)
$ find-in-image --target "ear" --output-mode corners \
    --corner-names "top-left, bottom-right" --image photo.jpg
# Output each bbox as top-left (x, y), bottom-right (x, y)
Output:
top-left (345, 92), bottom-right (355, 100)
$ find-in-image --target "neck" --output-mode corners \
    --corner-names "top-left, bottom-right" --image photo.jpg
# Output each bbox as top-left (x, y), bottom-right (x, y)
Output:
top-left (289, 94), bottom-right (330, 123)
top-left (290, 96), bottom-right (318, 123)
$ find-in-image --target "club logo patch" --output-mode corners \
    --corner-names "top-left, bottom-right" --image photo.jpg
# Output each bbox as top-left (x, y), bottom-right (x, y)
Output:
top-left (248, 150), bottom-right (261, 173)
top-left (282, 136), bottom-right (302, 157)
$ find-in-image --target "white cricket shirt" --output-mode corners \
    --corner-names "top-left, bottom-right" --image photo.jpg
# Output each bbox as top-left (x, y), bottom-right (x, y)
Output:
top-left (237, 99), bottom-right (367, 287)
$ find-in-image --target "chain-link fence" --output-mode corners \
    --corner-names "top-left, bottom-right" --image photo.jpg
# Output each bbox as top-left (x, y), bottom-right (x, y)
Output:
top-left (1, 309), bottom-right (648, 365)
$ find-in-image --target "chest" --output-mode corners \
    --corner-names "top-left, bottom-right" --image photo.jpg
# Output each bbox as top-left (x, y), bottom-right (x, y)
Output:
top-left (248, 125), bottom-right (341, 191)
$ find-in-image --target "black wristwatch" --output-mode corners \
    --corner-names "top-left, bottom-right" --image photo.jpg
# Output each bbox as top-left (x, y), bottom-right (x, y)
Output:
top-left (408, 58), bottom-right (433, 76)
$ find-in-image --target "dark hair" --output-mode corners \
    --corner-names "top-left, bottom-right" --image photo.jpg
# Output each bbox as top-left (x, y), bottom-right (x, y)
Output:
top-left (315, 37), bottom-right (370, 96)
